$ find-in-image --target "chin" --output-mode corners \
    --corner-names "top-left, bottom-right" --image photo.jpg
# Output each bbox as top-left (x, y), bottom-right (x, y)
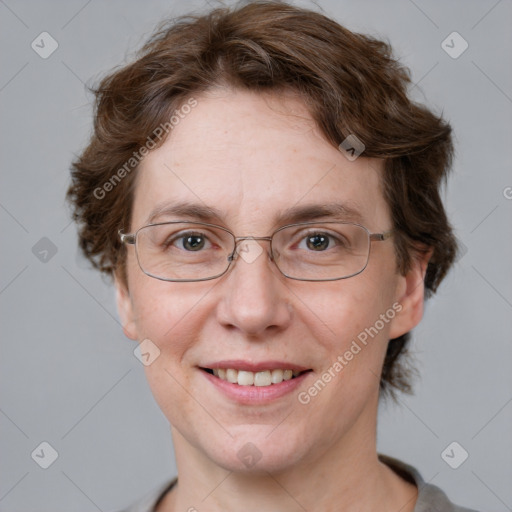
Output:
top-left (201, 426), bottom-right (311, 474)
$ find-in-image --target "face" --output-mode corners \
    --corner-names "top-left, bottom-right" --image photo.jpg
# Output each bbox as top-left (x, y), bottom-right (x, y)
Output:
top-left (116, 88), bottom-right (426, 473)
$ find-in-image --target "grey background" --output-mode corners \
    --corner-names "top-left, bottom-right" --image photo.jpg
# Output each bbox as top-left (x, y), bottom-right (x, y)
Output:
top-left (0, 0), bottom-right (511, 510)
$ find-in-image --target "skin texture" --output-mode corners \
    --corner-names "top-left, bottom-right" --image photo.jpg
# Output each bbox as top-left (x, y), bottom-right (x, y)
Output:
top-left (116, 88), bottom-right (428, 511)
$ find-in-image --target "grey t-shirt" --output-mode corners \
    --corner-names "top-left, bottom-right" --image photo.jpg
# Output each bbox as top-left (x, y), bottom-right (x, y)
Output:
top-left (116, 454), bottom-right (479, 512)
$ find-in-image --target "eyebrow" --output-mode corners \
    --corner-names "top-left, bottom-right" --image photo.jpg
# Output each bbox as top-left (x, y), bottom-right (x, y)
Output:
top-left (146, 200), bottom-right (365, 228)
top-left (146, 202), bottom-right (225, 225)
top-left (273, 202), bottom-right (364, 226)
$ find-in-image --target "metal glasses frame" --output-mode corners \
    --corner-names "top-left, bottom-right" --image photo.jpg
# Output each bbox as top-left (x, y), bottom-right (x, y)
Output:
top-left (119, 220), bottom-right (393, 282)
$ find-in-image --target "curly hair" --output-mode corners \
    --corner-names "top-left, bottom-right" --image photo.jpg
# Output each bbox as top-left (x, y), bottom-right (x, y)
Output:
top-left (67, 0), bottom-right (457, 399)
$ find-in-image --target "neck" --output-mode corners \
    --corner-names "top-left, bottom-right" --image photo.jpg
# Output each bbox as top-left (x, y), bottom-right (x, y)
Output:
top-left (158, 395), bottom-right (417, 512)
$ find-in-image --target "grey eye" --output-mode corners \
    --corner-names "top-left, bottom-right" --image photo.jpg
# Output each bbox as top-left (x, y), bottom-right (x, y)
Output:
top-left (180, 234), bottom-right (206, 251)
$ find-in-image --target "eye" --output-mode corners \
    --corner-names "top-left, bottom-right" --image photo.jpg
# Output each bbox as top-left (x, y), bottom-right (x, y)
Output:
top-left (297, 230), bottom-right (346, 252)
top-left (303, 232), bottom-right (330, 251)
top-left (166, 231), bottom-right (212, 251)
top-left (180, 233), bottom-right (207, 251)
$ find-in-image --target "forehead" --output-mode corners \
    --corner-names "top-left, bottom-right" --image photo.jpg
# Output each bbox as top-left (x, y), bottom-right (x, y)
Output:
top-left (133, 89), bottom-right (389, 233)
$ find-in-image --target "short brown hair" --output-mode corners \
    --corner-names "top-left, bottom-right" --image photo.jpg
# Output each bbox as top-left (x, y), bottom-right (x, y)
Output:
top-left (67, 0), bottom-right (458, 398)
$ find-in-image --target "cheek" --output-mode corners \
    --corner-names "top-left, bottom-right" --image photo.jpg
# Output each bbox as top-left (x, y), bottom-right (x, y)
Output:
top-left (301, 272), bottom-right (397, 347)
top-left (128, 280), bottom-right (206, 417)
top-left (300, 267), bottom-right (400, 405)
top-left (127, 264), bottom-right (200, 349)
top-left (135, 289), bottom-right (195, 342)
top-left (297, 281), bottom-right (397, 423)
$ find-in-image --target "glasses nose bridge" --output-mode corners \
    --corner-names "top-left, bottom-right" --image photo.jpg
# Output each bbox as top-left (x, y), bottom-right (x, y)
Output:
top-left (229, 235), bottom-right (274, 263)
top-left (234, 235), bottom-right (273, 242)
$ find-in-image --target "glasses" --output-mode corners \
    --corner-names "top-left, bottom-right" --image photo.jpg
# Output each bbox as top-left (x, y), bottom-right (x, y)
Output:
top-left (119, 221), bottom-right (393, 282)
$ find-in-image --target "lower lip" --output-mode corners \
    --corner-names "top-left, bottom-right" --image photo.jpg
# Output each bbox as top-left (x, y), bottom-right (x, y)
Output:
top-left (201, 369), bottom-right (310, 404)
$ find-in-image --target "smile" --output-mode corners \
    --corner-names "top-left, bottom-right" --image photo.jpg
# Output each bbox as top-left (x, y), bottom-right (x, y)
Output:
top-left (201, 368), bottom-right (310, 386)
top-left (199, 363), bottom-right (313, 404)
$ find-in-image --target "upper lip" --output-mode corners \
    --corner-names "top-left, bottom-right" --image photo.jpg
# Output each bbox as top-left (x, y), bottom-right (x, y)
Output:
top-left (200, 360), bottom-right (311, 372)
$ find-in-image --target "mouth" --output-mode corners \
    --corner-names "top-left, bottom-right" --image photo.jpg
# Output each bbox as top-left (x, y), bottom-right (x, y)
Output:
top-left (200, 367), bottom-right (312, 387)
top-left (198, 360), bottom-right (313, 404)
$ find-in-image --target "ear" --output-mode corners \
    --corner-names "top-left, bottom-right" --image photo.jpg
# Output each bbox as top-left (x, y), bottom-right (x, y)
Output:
top-left (388, 249), bottom-right (432, 340)
top-left (114, 276), bottom-right (138, 340)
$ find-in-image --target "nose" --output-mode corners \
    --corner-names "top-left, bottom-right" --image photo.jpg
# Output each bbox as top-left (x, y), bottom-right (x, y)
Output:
top-left (215, 239), bottom-right (293, 337)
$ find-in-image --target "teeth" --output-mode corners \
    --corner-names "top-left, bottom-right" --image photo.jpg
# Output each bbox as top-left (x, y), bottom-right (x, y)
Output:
top-left (237, 371), bottom-right (254, 386)
top-left (209, 368), bottom-right (303, 386)
top-left (226, 368), bottom-right (238, 383)
top-left (254, 371), bottom-right (271, 387)
top-left (271, 369), bottom-right (284, 383)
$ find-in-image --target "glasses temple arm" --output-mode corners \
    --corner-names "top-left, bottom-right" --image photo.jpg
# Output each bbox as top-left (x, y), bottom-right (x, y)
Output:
top-left (370, 230), bottom-right (393, 242)
top-left (119, 230), bottom-right (136, 245)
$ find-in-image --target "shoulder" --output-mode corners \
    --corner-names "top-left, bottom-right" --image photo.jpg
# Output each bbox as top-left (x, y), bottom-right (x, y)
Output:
top-left (378, 454), bottom-right (481, 512)
top-left (111, 478), bottom-right (177, 512)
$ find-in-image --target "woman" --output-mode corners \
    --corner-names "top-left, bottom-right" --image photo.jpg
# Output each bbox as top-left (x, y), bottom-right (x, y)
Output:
top-left (68, 2), bottom-right (478, 511)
